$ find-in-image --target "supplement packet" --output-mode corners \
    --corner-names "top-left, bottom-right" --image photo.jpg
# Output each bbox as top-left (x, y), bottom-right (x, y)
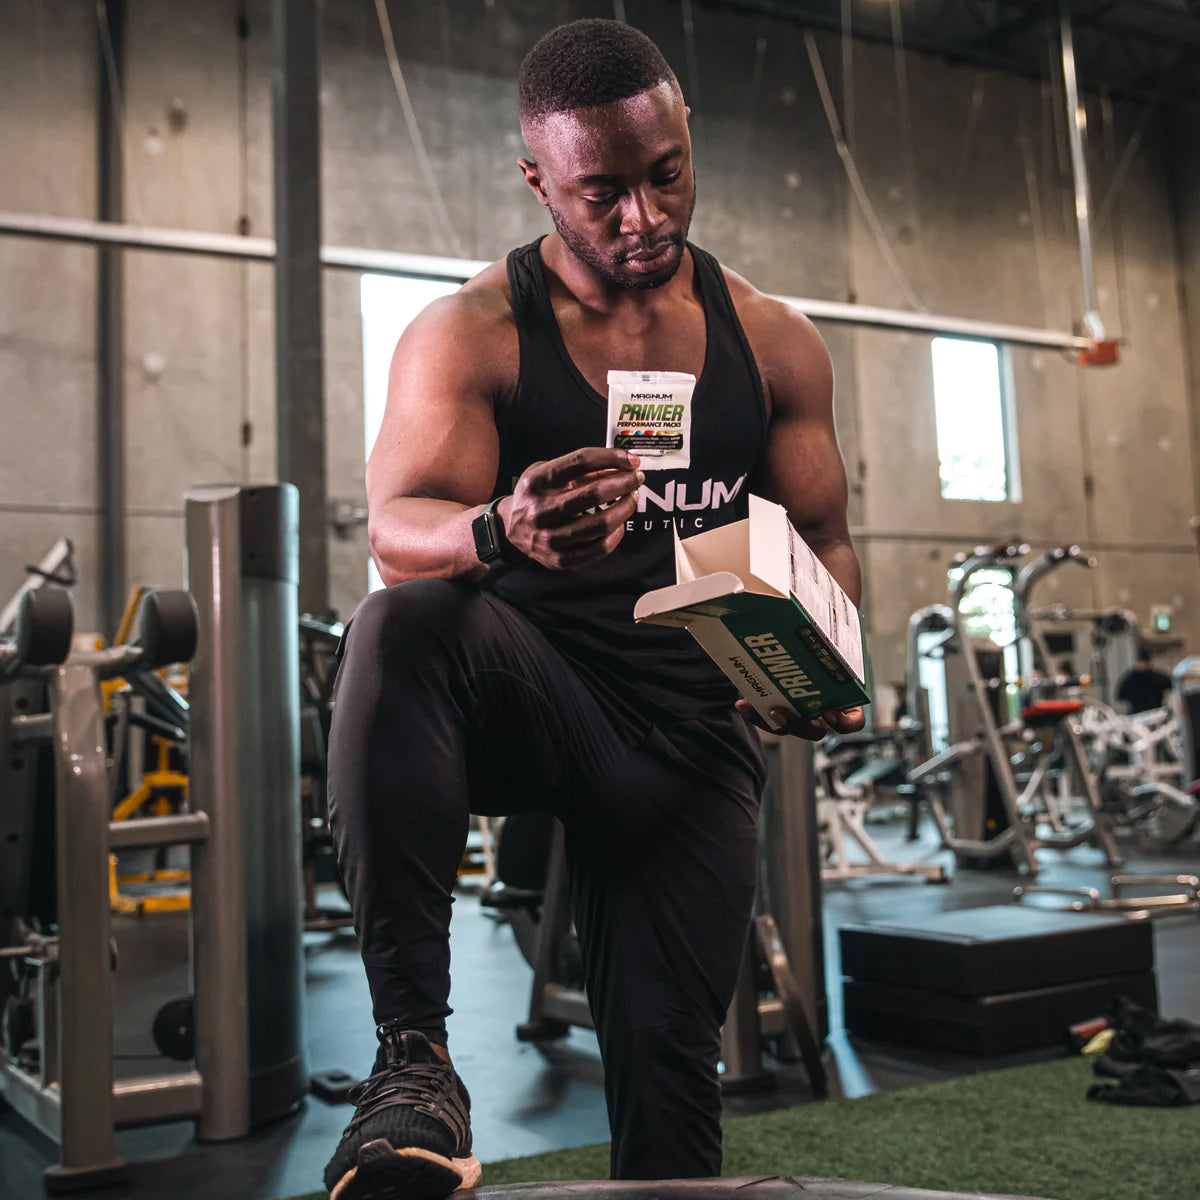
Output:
top-left (606, 370), bottom-right (695, 471)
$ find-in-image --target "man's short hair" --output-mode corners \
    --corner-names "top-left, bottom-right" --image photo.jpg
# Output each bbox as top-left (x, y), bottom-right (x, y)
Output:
top-left (518, 19), bottom-right (678, 126)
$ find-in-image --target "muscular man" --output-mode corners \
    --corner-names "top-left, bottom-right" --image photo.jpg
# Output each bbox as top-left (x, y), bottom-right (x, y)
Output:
top-left (324, 19), bottom-right (865, 1200)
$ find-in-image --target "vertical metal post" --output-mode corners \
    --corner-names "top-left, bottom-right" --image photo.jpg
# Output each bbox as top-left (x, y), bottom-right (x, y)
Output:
top-left (186, 488), bottom-right (252, 1141)
top-left (1059, 5), bottom-right (1105, 342)
top-left (46, 663), bottom-right (126, 1182)
top-left (719, 927), bottom-right (771, 1092)
top-left (758, 737), bottom-right (828, 1042)
top-left (96, 0), bottom-right (126, 639)
top-left (271, 0), bottom-right (328, 615)
top-left (186, 484), bottom-right (307, 1139)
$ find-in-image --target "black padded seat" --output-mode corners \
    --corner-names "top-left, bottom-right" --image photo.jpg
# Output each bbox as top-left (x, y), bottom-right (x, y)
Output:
top-left (840, 905), bottom-right (1152, 996)
top-left (465, 1180), bottom-right (1048, 1199)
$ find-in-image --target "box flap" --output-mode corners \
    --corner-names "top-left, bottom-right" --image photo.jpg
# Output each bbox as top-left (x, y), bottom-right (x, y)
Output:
top-left (747, 494), bottom-right (790, 598)
top-left (634, 571), bottom-right (746, 625)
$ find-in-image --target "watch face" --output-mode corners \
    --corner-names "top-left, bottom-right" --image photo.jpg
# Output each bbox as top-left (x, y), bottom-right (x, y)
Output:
top-left (473, 511), bottom-right (499, 563)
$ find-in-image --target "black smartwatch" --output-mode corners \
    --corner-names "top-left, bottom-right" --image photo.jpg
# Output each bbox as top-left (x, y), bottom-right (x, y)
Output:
top-left (471, 496), bottom-right (512, 566)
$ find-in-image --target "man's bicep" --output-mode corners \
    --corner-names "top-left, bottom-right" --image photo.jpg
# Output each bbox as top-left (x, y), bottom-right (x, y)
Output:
top-left (758, 408), bottom-right (851, 546)
top-left (753, 311), bottom-right (849, 547)
top-left (366, 299), bottom-right (502, 512)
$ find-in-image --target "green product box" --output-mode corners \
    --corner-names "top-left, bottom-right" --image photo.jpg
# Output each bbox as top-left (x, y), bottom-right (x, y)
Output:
top-left (634, 494), bottom-right (871, 726)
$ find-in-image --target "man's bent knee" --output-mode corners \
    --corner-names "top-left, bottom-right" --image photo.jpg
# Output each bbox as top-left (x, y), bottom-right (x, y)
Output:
top-left (343, 579), bottom-right (484, 667)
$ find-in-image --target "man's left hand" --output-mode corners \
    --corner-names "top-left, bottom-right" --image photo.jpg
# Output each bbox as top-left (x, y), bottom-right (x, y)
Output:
top-left (735, 700), bottom-right (867, 741)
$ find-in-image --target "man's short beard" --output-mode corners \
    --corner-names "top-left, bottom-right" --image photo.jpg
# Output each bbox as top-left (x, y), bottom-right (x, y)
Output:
top-left (548, 191), bottom-right (695, 292)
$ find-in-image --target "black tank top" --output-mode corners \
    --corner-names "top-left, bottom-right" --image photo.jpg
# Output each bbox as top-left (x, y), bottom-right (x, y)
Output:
top-left (494, 236), bottom-right (769, 747)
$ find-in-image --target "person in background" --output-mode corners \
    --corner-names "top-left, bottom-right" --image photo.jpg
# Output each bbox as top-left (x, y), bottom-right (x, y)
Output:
top-left (1116, 648), bottom-right (1173, 714)
top-left (1055, 657), bottom-right (1079, 686)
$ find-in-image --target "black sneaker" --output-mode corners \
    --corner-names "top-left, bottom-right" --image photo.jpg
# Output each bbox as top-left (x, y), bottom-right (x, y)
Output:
top-left (324, 1026), bottom-right (480, 1199)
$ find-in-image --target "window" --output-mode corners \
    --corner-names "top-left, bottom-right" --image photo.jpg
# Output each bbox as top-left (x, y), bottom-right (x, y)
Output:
top-left (930, 337), bottom-right (1019, 503)
top-left (361, 272), bottom-right (463, 590)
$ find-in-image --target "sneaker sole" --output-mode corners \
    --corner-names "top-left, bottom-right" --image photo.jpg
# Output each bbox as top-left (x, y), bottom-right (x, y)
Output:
top-left (329, 1146), bottom-right (482, 1200)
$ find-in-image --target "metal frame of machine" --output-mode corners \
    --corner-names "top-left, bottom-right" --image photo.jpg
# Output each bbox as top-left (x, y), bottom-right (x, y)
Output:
top-left (0, 484), bottom-right (309, 1191)
top-left (906, 543), bottom-right (1120, 875)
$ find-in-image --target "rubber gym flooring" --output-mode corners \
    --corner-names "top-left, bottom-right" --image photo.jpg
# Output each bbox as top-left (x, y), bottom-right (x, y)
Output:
top-left (2, 817), bottom-right (1198, 1200)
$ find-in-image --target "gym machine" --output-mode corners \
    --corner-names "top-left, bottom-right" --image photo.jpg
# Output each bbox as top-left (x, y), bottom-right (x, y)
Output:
top-left (1014, 656), bottom-right (1200, 918)
top-left (0, 537), bottom-right (76, 635)
top-left (1024, 602), bottom-right (1140, 709)
top-left (1012, 544), bottom-right (1095, 699)
top-left (486, 737), bottom-right (828, 1095)
top-left (906, 546), bottom-right (1021, 868)
top-left (812, 733), bottom-right (945, 884)
top-left (1172, 655), bottom-right (1200, 795)
top-left (0, 584), bottom-right (207, 1190)
top-left (0, 483), bottom-right (308, 1190)
top-left (1015, 874), bottom-right (1200, 920)
top-left (1021, 551), bottom-right (1196, 849)
top-left (906, 542), bottom-right (1119, 875)
top-left (184, 483), bottom-right (308, 1136)
top-left (297, 613), bottom-right (355, 931)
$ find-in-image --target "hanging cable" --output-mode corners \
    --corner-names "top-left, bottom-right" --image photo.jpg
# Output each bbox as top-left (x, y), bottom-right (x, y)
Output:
top-left (680, 0), bottom-right (703, 153)
top-left (1099, 90), bottom-right (1132, 343)
top-left (746, 24), bottom-right (768, 153)
top-left (803, 30), bottom-right (926, 313)
top-left (1044, 13), bottom-right (1077, 273)
top-left (888, 0), bottom-right (920, 240)
top-left (1093, 99), bottom-right (1156, 242)
top-left (953, 71), bottom-right (985, 212)
top-left (612, 0), bottom-right (627, 23)
top-left (373, 0), bottom-right (466, 259)
top-left (95, 0), bottom-right (146, 226)
top-left (1016, 126), bottom-right (1052, 330)
top-left (840, 0), bottom-right (855, 152)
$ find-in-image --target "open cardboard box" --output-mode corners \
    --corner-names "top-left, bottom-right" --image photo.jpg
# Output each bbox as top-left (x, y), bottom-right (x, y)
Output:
top-left (634, 495), bottom-right (871, 726)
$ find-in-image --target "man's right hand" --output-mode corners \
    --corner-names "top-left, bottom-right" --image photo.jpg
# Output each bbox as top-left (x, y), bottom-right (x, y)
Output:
top-left (499, 448), bottom-right (644, 570)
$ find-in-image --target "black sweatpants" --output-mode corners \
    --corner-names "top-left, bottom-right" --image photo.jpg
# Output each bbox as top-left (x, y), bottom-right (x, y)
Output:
top-left (327, 580), bottom-right (762, 1179)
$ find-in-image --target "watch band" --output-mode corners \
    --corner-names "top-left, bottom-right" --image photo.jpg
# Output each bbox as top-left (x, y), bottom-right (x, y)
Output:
top-left (472, 496), bottom-right (511, 566)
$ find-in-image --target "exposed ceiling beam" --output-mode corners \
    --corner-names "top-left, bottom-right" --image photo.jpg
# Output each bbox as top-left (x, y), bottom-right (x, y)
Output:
top-left (975, 0), bottom-right (1121, 54)
top-left (703, 0), bottom-right (1200, 109)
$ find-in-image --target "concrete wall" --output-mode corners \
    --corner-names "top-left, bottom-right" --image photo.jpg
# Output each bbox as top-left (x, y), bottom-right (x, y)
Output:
top-left (1, 0), bottom-right (1196, 684)
top-left (0, 0), bottom-right (102, 626)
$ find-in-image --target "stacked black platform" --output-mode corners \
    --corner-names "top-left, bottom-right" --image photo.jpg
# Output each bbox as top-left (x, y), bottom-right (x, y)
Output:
top-left (840, 905), bottom-right (1157, 1055)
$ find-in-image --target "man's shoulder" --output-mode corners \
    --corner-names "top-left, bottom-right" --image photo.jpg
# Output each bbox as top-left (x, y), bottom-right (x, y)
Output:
top-left (398, 259), bottom-right (518, 394)
top-left (455, 257), bottom-right (517, 321)
top-left (704, 251), bottom-right (825, 356)
top-left (416, 260), bottom-right (518, 352)
top-left (697, 250), bottom-right (829, 396)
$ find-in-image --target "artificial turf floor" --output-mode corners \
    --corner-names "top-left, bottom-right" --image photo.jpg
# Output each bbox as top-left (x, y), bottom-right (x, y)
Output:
top-left (287, 1057), bottom-right (1198, 1200)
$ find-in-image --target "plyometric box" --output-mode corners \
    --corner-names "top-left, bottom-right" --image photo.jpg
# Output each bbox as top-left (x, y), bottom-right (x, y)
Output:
top-left (840, 906), bottom-right (1157, 1056)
